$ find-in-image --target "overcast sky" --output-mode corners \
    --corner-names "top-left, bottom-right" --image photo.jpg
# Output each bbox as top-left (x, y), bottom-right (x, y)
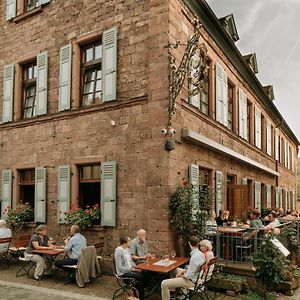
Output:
top-left (207, 0), bottom-right (300, 141)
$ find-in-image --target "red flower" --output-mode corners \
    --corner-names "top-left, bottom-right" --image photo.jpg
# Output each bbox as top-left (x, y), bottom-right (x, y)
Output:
top-left (182, 179), bottom-right (189, 187)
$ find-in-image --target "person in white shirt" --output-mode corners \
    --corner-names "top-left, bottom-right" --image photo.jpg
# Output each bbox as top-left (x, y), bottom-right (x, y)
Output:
top-left (0, 219), bottom-right (12, 253)
top-left (265, 211), bottom-right (280, 233)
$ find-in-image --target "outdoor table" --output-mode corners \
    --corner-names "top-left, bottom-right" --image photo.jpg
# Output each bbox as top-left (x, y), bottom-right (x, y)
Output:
top-left (33, 248), bottom-right (64, 263)
top-left (217, 227), bottom-right (247, 260)
top-left (135, 256), bottom-right (189, 293)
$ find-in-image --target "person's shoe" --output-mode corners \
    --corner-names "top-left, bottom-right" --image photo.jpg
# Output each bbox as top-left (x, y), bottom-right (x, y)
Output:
top-left (33, 276), bottom-right (42, 281)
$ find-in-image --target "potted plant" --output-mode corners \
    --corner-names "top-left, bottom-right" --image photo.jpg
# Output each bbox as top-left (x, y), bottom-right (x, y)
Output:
top-left (64, 204), bottom-right (101, 230)
top-left (4, 202), bottom-right (34, 231)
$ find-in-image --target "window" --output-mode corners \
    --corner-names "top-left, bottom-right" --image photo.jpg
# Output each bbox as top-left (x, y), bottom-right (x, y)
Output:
top-left (78, 164), bottom-right (101, 209)
top-left (199, 167), bottom-right (212, 207)
top-left (189, 56), bottom-right (210, 115)
top-left (23, 62), bottom-right (37, 118)
top-left (25, 0), bottom-right (40, 12)
top-left (247, 101), bottom-right (251, 142)
top-left (227, 82), bottom-right (233, 131)
top-left (81, 42), bottom-right (102, 106)
top-left (19, 169), bottom-right (35, 221)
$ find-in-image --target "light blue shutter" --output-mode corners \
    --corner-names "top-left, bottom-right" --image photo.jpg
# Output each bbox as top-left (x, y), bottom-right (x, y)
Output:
top-left (215, 63), bottom-right (223, 123)
top-left (2, 64), bottom-right (14, 123)
top-left (189, 164), bottom-right (199, 218)
top-left (279, 188), bottom-right (282, 208)
top-left (254, 182), bottom-right (261, 212)
top-left (266, 185), bottom-right (271, 208)
top-left (102, 27), bottom-right (117, 102)
top-left (275, 187), bottom-right (280, 208)
top-left (41, 0), bottom-right (51, 4)
top-left (35, 167), bottom-right (46, 223)
top-left (57, 165), bottom-right (70, 224)
top-left (222, 70), bottom-right (228, 127)
top-left (36, 51), bottom-right (48, 115)
top-left (6, 0), bottom-right (16, 20)
top-left (255, 106), bottom-right (261, 149)
top-left (266, 119), bottom-right (272, 156)
top-left (58, 44), bottom-right (72, 111)
top-left (189, 54), bottom-right (200, 108)
top-left (242, 178), bottom-right (248, 185)
top-left (1, 170), bottom-right (12, 219)
top-left (275, 128), bottom-right (279, 160)
top-left (101, 161), bottom-right (117, 226)
top-left (238, 88), bottom-right (247, 139)
top-left (215, 171), bottom-right (223, 214)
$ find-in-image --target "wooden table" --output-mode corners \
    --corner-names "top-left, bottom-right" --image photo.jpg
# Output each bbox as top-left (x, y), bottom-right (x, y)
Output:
top-left (33, 248), bottom-right (64, 263)
top-left (135, 257), bottom-right (189, 273)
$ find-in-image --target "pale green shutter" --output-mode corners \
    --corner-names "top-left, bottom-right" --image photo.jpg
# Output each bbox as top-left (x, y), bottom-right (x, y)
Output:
top-left (58, 44), bottom-right (72, 111)
top-left (242, 178), bottom-right (248, 185)
top-left (6, 0), bottom-right (16, 20)
top-left (102, 27), bottom-right (117, 102)
top-left (266, 185), bottom-right (271, 208)
top-left (189, 55), bottom-right (200, 108)
top-left (36, 51), bottom-right (48, 115)
top-left (279, 188), bottom-right (282, 208)
top-left (189, 164), bottom-right (199, 218)
top-left (1, 170), bottom-right (12, 219)
top-left (255, 106), bottom-right (261, 149)
top-left (266, 119), bottom-right (272, 156)
top-left (35, 167), bottom-right (46, 223)
top-left (215, 171), bottom-right (223, 214)
top-left (2, 64), bottom-right (14, 123)
top-left (238, 88), bottom-right (246, 139)
top-left (57, 165), bottom-right (70, 224)
top-left (222, 70), bottom-right (228, 127)
top-left (255, 182), bottom-right (261, 212)
top-left (215, 63), bottom-right (223, 123)
top-left (275, 187), bottom-right (280, 208)
top-left (275, 128), bottom-right (279, 160)
top-left (101, 161), bottom-right (117, 226)
top-left (41, 0), bottom-right (51, 4)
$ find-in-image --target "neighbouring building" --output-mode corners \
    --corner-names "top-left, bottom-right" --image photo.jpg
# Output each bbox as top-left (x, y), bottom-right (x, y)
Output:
top-left (0, 0), bottom-right (298, 253)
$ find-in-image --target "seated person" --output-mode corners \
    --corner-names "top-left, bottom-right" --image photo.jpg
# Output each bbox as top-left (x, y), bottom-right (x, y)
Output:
top-left (161, 236), bottom-right (205, 300)
top-left (199, 240), bottom-right (214, 279)
top-left (130, 229), bottom-right (150, 263)
top-left (0, 219), bottom-right (12, 253)
top-left (216, 210), bottom-right (228, 226)
top-left (24, 225), bottom-right (54, 280)
top-left (264, 211), bottom-right (280, 233)
top-left (206, 211), bottom-right (217, 234)
top-left (54, 224), bottom-right (87, 283)
top-left (243, 209), bottom-right (264, 241)
top-left (115, 235), bottom-right (145, 300)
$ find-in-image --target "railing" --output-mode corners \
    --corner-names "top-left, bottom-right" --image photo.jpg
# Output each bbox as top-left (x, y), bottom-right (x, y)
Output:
top-left (205, 220), bottom-right (300, 264)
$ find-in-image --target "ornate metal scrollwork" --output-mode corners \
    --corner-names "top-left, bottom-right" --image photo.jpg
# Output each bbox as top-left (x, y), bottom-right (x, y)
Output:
top-left (168, 19), bottom-right (209, 126)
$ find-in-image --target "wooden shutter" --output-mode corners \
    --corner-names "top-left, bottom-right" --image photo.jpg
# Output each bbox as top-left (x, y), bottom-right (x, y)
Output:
top-left (266, 119), bottom-right (272, 156)
top-left (255, 106), bottom-right (261, 149)
top-left (102, 27), bottom-right (117, 102)
top-left (1, 170), bottom-right (12, 219)
top-left (238, 88), bottom-right (246, 139)
top-left (36, 52), bottom-right (48, 115)
top-left (2, 64), bottom-right (14, 123)
top-left (101, 161), bottom-right (117, 226)
top-left (254, 182), bottom-right (261, 212)
top-left (6, 0), bottom-right (16, 20)
top-left (189, 164), bottom-right (199, 218)
top-left (58, 44), bottom-right (72, 111)
top-left (266, 185), bottom-right (271, 208)
top-left (275, 187), bottom-right (280, 209)
top-left (215, 171), bottom-right (223, 214)
top-left (215, 63), bottom-right (223, 124)
top-left (57, 165), bottom-right (70, 224)
top-left (275, 128), bottom-right (279, 160)
top-left (35, 167), bottom-right (46, 223)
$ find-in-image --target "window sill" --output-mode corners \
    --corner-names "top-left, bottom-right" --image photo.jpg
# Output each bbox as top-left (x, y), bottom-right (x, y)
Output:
top-left (87, 225), bottom-right (104, 232)
top-left (24, 221), bottom-right (37, 228)
top-left (13, 6), bottom-right (43, 23)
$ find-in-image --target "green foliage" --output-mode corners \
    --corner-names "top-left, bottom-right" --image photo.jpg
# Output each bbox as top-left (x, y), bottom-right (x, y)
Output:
top-left (279, 222), bottom-right (299, 253)
top-left (169, 183), bottom-right (210, 253)
top-left (5, 202), bottom-right (34, 231)
top-left (252, 235), bottom-right (289, 290)
top-left (64, 204), bottom-right (101, 230)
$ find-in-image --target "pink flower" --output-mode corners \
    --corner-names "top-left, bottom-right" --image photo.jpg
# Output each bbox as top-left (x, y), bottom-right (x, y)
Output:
top-left (182, 179), bottom-right (189, 187)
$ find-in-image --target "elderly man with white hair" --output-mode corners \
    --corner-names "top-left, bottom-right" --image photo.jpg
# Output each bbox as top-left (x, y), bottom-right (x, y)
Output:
top-left (130, 229), bottom-right (150, 263)
top-left (0, 219), bottom-right (12, 252)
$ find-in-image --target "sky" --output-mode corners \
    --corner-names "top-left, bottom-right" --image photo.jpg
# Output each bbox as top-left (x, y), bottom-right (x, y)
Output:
top-left (207, 0), bottom-right (300, 142)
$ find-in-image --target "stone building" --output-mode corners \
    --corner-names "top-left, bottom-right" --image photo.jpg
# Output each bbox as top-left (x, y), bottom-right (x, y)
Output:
top-left (0, 0), bottom-right (298, 252)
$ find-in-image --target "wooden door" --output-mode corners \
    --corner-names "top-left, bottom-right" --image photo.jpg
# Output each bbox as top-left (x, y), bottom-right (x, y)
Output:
top-left (227, 185), bottom-right (248, 220)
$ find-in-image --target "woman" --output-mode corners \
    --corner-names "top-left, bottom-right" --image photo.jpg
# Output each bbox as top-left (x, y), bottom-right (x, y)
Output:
top-left (206, 211), bottom-right (217, 233)
top-left (0, 219), bottom-right (12, 252)
top-left (24, 225), bottom-right (54, 280)
top-left (199, 239), bottom-right (214, 279)
top-left (114, 235), bottom-right (145, 300)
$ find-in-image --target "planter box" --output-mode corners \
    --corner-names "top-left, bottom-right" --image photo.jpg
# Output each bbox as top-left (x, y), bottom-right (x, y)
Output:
top-left (273, 279), bottom-right (299, 296)
top-left (208, 273), bottom-right (246, 293)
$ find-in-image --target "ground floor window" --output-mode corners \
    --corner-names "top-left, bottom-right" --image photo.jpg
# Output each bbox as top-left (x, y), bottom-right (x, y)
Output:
top-left (78, 164), bottom-right (101, 209)
top-left (19, 169), bottom-right (35, 221)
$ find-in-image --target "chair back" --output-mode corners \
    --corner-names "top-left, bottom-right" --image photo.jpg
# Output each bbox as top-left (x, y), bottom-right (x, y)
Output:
top-left (0, 237), bottom-right (11, 253)
top-left (203, 256), bottom-right (218, 282)
top-left (94, 241), bottom-right (104, 256)
top-left (15, 235), bottom-right (31, 248)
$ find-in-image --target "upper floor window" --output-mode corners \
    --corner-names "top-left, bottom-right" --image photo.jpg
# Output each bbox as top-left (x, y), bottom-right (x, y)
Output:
top-left (25, 0), bottom-right (40, 12)
top-left (81, 42), bottom-right (102, 107)
top-left (227, 82), bottom-right (233, 131)
top-left (247, 101), bottom-right (251, 142)
top-left (23, 62), bottom-right (37, 118)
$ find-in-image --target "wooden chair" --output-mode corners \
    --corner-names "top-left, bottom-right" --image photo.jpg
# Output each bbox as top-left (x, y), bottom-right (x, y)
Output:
top-left (94, 241), bottom-right (104, 275)
top-left (9, 234), bottom-right (31, 259)
top-left (179, 256), bottom-right (218, 300)
top-left (0, 237), bottom-right (12, 269)
top-left (16, 254), bottom-right (36, 278)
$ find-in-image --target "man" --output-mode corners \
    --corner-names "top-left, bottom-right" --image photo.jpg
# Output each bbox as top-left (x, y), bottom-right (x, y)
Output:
top-left (264, 211), bottom-right (280, 232)
top-left (161, 236), bottom-right (205, 300)
top-left (130, 229), bottom-right (149, 263)
top-left (0, 219), bottom-right (12, 252)
top-left (54, 224), bottom-right (87, 283)
top-left (243, 209), bottom-right (264, 241)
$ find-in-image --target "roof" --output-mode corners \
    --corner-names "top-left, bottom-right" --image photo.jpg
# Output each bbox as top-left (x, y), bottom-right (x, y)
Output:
top-left (183, 0), bottom-right (299, 145)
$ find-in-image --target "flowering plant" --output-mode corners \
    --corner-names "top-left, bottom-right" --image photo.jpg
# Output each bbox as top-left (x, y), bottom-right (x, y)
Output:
top-left (64, 204), bottom-right (101, 230)
top-left (5, 202), bottom-right (34, 231)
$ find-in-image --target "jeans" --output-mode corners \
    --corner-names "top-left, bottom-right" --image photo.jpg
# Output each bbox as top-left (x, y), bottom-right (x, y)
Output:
top-left (121, 271), bottom-right (145, 300)
top-left (54, 257), bottom-right (78, 275)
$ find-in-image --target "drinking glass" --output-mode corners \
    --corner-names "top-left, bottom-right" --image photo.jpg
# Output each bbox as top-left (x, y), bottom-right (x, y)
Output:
top-left (170, 250), bottom-right (176, 259)
top-left (164, 255), bottom-right (169, 264)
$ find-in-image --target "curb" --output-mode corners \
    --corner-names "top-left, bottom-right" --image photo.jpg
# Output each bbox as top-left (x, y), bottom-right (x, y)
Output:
top-left (0, 279), bottom-right (110, 300)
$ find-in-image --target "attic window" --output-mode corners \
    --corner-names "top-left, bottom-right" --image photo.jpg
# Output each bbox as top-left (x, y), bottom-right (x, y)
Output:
top-left (263, 85), bottom-right (275, 101)
top-left (243, 53), bottom-right (258, 74)
top-left (219, 14), bottom-right (239, 43)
